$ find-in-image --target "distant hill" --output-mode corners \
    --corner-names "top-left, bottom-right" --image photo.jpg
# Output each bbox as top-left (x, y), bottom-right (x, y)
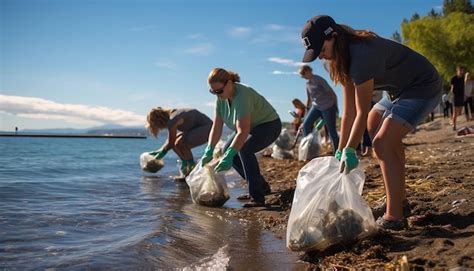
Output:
top-left (16, 124), bottom-right (148, 136)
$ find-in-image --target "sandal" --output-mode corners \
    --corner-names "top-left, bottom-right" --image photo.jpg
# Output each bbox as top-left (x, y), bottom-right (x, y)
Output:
top-left (376, 216), bottom-right (408, 231)
top-left (372, 197), bottom-right (412, 220)
top-left (236, 194), bottom-right (251, 200)
top-left (242, 200), bottom-right (266, 208)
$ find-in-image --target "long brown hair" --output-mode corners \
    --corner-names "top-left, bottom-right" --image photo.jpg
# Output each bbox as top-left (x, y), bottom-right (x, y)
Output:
top-left (326, 24), bottom-right (378, 86)
top-left (208, 68), bottom-right (241, 84)
top-left (146, 107), bottom-right (171, 137)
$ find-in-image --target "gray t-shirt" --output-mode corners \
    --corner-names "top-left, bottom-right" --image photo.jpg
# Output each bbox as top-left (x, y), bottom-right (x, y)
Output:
top-left (306, 75), bottom-right (338, 111)
top-left (167, 108), bottom-right (212, 132)
top-left (349, 37), bottom-right (441, 99)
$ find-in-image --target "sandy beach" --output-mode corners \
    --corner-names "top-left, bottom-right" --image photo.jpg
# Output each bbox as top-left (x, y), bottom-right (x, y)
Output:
top-left (229, 117), bottom-right (474, 269)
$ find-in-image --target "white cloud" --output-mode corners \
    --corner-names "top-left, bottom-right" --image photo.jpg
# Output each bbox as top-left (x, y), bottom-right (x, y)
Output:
top-left (268, 57), bottom-right (303, 67)
top-left (185, 43), bottom-right (215, 56)
top-left (264, 24), bottom-right (283, 31)
top-left (272, 70), bottom-right (298, 75)
top-left (228, 26), bottom-right (252, 38)
top-left (0, 95), bottom-right (145, 126)
top-left (154, 60), bottom-right (178, 69)
top-left (205, 101), bottom-right (215, 107)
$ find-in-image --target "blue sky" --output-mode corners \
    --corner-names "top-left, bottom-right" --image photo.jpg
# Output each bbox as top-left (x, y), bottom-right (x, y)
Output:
top-left (0, 0), bottom-right (443, 131)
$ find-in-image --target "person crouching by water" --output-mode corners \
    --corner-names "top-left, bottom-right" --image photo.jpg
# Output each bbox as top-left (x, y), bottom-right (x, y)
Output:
top-left (147, 107), bottom-right (212, 177)
top-left (299, 65), bottom-right (340, 154)
top-left (300, 15), bottom-right (442, 230)
top-left (200, 68), bottom-right (282, 207)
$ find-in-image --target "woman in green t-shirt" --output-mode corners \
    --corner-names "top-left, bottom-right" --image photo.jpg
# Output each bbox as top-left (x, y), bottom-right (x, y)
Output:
top-left (200, 68), bottom-right (282, 207)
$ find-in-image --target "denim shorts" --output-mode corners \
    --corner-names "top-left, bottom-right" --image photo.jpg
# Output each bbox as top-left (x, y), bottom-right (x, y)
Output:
top-left (373, 93), bottom-right (442, 130)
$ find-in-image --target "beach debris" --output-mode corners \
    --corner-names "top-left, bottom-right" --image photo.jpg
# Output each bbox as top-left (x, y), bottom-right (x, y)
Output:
top-left (274, 128), bottom-right (295, 150)
top-left (271, 145), bottom-right (294, 160)
top-left (186, 162), bottom-right (230, 207)
top-left (140, 152), bottom-right (164, 173)
top-left (287, 156), bottom-right (377, 252)
top-left (288, 201), bottom-right (365, 251)
top-left (298, 129), bottom-right (321, 161)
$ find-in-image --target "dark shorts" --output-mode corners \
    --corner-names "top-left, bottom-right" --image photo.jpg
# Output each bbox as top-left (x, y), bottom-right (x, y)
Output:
top-left (178, 123), bottom-right (212, 148)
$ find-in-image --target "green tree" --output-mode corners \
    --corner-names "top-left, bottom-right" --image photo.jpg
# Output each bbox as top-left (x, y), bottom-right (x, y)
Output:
top-left (443, 0), bottom-right (474, 15)
top-left (401, 12), bottom-right (474, 83)
top-left (391, 31), bottom-right (402, 42)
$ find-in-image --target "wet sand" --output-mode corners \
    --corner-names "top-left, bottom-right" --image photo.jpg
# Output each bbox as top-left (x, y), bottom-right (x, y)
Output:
top-left (229, 117), bottom-right (474, 269)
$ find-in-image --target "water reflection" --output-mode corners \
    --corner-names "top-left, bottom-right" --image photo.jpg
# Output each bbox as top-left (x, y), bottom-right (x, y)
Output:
top-left (137, 175), bottom-right (304, 270)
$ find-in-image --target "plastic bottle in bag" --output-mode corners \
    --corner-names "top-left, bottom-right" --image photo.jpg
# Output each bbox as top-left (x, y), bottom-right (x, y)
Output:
top-left (186, 162), bottom-right (230, 207)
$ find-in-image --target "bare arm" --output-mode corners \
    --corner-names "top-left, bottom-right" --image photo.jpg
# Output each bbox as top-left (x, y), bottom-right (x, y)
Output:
top-left (338, 82), bottom-right (356, 150)
top-left (161, 118), bottom-right (182, 151)
top-left (208, 114), bottom-right (224, 147)
top-left (229, 114), bottom-right (251, 151)
top-left (345, 79), bottom-right (374, 149)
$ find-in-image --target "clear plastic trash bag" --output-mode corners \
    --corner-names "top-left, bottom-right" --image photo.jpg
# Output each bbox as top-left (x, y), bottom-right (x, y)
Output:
top-left (140, 152), bottom-right (164, 173)
top-left (298, 129), bottom-right (321, 161)
top-left (186, 160), bottom-right (230, 207)
top-left (274, 128), bottom-right (295, 150)
top-left (286, 156), bottom-right (377, 252)
top-left (271, 145), bottom-right (294, 160)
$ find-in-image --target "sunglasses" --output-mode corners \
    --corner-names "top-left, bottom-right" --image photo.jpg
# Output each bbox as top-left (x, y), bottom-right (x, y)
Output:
top-left (209, 81), bottom-right (227, 95)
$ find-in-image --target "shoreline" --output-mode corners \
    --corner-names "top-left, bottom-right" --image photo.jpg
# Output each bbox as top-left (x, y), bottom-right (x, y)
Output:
top-left (230, 117), bottom-right (473, 269)
top-left (0, 133), bottom-right (147, 139)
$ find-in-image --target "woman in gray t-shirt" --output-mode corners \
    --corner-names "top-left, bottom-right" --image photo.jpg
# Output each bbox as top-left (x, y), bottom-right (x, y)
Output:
top-left (147, 107), bottom-right (212, 176)
top-left (299, 65), bottom-right (339, 154)
top-left (300, 15), bottom-right (442, 230)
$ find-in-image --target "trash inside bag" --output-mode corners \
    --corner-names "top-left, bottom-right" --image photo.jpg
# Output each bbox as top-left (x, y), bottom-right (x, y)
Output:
top-left (140, 152), bottom-right (164, 173)
top-left (271, 145), bottom-right (294, 160)
top-left (186, 161), bottom-right (230, 207)
top-left (287, 156), bottom-right (376, 252)
top-left (274, 128), bottom-right (295, 150)
top-left (298, 130), bottom-right (321, 161)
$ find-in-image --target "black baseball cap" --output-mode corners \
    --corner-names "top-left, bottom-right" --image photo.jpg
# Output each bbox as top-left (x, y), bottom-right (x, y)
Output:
top-left (301, 15), bottom-right (337, 62)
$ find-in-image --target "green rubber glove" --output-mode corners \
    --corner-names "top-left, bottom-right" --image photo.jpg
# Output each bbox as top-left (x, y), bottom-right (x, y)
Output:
top-left (339, 147), bottom-right (359, 174)
top-left (153, 149), bottom-right (168, 160)
top-left (315, 119), bottom-right (325, 130)
top-left (181, 160), bottom-right (196, 176)
top-left (335, 149), bottom-right (342, 161)
top-left (200, 145), bottom-right (215, 166)
top-left (215, 147), bottom-right (237, 172)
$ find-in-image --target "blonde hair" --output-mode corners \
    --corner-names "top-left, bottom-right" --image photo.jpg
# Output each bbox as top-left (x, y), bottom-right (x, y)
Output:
top-left (465, 72), bottom-right (471, 82)
top-left (146, 107), bottom-right (172, 137)
top-left (208, 68), bottom-right (241, 84)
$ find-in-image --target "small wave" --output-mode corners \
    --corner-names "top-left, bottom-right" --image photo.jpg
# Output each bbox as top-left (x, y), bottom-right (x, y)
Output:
top-left (181, 245), bottom-right (230, 271)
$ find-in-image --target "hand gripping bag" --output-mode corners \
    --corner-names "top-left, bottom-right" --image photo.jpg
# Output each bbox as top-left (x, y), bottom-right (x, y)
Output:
top-left (287, 156), bottom-right (377, 252)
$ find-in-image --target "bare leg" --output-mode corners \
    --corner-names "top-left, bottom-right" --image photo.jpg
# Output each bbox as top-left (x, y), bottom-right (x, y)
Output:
top-left (174, 135), bottom-right (193, 161)
top-left (453, 106), bottom-right (463, 130)
top-left (372, 118), bottom-right (411, 220)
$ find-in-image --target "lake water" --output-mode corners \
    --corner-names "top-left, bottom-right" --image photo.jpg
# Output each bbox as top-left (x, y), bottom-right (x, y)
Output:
top-left (0, 137), bottom-right (304, 270)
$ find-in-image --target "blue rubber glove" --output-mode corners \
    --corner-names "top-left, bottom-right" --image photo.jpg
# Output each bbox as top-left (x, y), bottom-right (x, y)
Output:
top-left (339, 147), bottom-right (359, 174)
top-left (150, 149), bottom-right (167, 160)
top-left (200, 145), bottom-right (215, 167)
top-left (335, 149), bottom-right (342, 161)
top-left (215, 147), bottom-right (237, 172)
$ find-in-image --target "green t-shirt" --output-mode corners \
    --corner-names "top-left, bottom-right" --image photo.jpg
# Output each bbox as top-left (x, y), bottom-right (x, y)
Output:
top-left (215, 83), bottom-right (279, 131)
